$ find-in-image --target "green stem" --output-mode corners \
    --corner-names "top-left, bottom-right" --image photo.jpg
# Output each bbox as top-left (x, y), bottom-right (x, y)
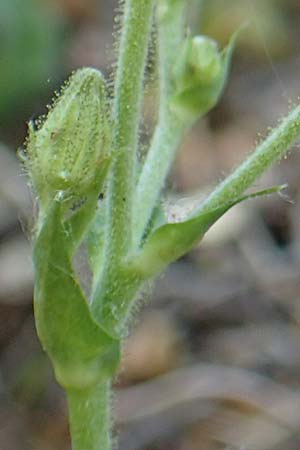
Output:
top-left (67, 381), bottom-right (112, 450)
top-left (91, 0), bottom-right (154, 323)
top-left (195, 105), bottom-right (300, 215)
top-left (132, 1), bottom-right (187, 248)
top-left (107, 0), bottom-right (154, 259)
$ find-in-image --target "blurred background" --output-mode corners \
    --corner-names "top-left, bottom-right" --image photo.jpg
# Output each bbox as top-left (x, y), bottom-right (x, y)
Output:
top-left (2, 0), bottom-right (300, 449)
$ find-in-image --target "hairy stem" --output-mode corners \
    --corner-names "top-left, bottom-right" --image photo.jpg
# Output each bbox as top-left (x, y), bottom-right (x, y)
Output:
top-left (67, 381), bottom-right (112, 450)
top-left (195, 105), bottom-right (300, 216)
top-left (132, 1), bottom-right (187, 248)
top-left (107, 0), bottom-right (154, 259)
top-left (91, 0), bottom-right (154, 322)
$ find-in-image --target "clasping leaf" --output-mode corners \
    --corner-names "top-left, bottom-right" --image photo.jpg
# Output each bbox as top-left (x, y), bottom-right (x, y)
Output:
top-left (34, 197), bottom-right (120, 390)
top-left (128, 186), bottom-right (285, 278)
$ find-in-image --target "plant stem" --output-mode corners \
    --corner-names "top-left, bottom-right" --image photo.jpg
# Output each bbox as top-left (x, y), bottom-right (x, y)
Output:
top-left (132, 1), bottom-right (187, 248)
top-left (91, 0), bottom-right (154, 326)
top-left (107, 0), bottom-right (154, 259)
top-left (195, 105), bottom-right (300, 216)
top-left (67, 381), bottom-right (112, 450)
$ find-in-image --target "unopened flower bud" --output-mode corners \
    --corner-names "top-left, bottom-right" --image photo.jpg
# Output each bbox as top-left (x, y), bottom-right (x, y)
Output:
top-left (171, 34), bottom-right (236, 125)
top-left (188, 36), bottom-right (222, 83)
top-left (25, 68), bottom-right (110, 206)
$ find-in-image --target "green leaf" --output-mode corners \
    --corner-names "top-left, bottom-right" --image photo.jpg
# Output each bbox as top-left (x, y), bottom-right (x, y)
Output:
top-left (128, 186), bottom-right (285, 278)
top-left (33, 197), bottom-right (120, 390)
top-left (86, 196), bottom-right (107, 287)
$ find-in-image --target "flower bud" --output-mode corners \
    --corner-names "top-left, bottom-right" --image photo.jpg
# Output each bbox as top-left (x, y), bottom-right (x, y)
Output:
top-left (171, 34), bottom-right (236, 125)
top-left (174, 36), bottom-right (221, 87)
top-left (25, 68), bottom-right (110, 206)
top-left (189, 36), bottom-right (222, 83)
top-left (157, 0), bottom-right (180, 22)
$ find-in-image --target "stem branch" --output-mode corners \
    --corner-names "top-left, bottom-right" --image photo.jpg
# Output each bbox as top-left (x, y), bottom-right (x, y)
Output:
top-left (91, 0), bottom-right (154, 330)
top-left (132, 2), bottom-right (187, 247)
top-left (196, 105), bottom-right (300, 215)
top-left (108, 0), bottom-right (154, 259)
